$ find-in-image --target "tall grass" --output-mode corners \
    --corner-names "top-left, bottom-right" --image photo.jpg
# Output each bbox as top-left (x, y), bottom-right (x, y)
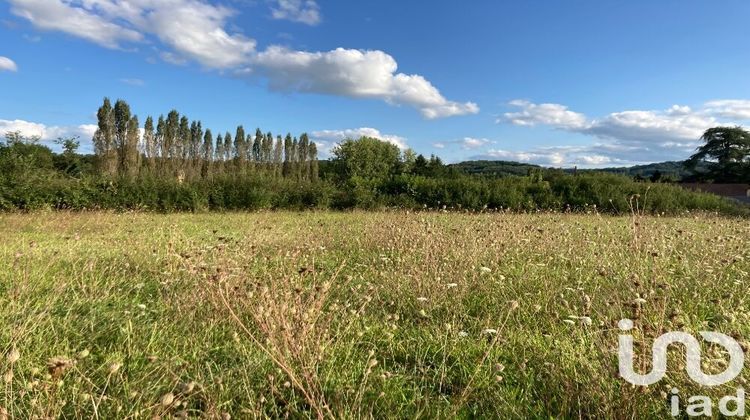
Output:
top-left (0, 212), bottom-right (748, 417)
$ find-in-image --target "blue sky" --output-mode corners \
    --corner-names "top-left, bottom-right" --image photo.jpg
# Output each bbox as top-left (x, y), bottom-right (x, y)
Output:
top-left (1, 0), bottom-right (750, 167)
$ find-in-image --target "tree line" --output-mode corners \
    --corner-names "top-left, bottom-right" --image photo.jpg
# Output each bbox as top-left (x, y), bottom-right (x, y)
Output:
top-left (93, 98), bottom-right (319, 182)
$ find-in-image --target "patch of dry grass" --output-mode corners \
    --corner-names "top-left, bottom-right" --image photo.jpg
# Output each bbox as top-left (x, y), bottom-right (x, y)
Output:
top-left (0, 211), bottom-right (748, 418)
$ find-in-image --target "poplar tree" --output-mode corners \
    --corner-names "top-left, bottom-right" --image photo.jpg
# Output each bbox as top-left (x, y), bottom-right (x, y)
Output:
top-left (234, 125), bottom-right (246, 171)
top-left (309, 142), bottom-right (319, 181)
top-left (215, 133), bottom-right (224, 175)
top-left (253, 128), bottom-right (263, 164)
top-left (178, 116), bottom-right (190, 175)
top-left (299, 133), bottom-right (310, 180)
top-left (164, 111), bottom-right (179, 174)
top-left (94, 97), bottom-right (117, 177)
top-left (156, 115), bottom-right (166, 175)
top-left (283, 133), bottom-right (292, 177)
top-left (223, 132), bottom-right (232, 164)
top-left (202, 128), bottom-right (213, 179)
top-left (125, 115), bottom-right (140, 178)
top-left (143, 116), bottom-right (156, 174)
top-left (273, 135), bottom-right (283, 178)
top-left (113, 99), bottom-right (132, 176)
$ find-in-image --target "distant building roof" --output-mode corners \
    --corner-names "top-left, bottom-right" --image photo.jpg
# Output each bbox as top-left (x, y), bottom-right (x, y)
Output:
top-left (680, 183), bottom-right (750, 197)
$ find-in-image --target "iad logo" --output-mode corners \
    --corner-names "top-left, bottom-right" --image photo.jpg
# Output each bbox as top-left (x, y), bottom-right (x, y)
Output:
top-left (617, 319), bottom-right (747, 417)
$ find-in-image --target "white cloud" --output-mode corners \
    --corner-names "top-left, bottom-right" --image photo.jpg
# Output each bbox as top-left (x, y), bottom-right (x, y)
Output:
top-left (9, 0), bottom-right (256, 68)
top-left (311, 127), bottom-right (408, 150)
top-left (433, 137), bottom-right (490, 150)
top-left (703, 99), bottom-right (750, 120)
top-left (9, 0), bottom-right (476, 118)
top-left (270, 0), bottom-right (320, 25)
top-left (1, 119), bottom-right (97, 148)
top-left (483, 148), bottom-right (566, 166)
top-left (502, 100), bottom-right (587, 129)
top-left (0, 56), bottom-right (18, 72)
top-left (255, 46), bottom-right (479, 118)
top-left (494, 99), bottom-right (750, 166)
top-left (460, 137), bottom-right (490, 150)
top-left (8, 0), bottom-right (143, 49)
top-left (119, 78), bottom-right (145, 86)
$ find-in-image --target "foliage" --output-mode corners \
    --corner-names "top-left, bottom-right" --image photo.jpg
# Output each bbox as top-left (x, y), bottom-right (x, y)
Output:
top-left (686, 126), bottom-right (750, 182)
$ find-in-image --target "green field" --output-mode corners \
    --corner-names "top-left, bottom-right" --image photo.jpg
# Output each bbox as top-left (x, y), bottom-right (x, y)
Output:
top-left (1, 212), bottom-right (749, 418)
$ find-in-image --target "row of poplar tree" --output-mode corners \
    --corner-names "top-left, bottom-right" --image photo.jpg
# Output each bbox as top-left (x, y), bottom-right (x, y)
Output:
top-left (93, 98), bottom-right (319, 181)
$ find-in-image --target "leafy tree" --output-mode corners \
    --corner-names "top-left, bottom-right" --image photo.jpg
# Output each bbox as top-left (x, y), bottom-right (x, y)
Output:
top-left (309, 142), bottom-right (319, 181)
top-left (125, 115), bottom-right (140, 178)
top-left (214, 132), bottom-right (224, 175)
top-left (330, 137), bottom-right (402, 184)
top-left (273, 135), bottom-right (283, 178)
top-left (143, 116), bottom-right (156, 174)
top-left (94, 98), bottom-right (117, 176)
top-left (235, 125), bottom-right (246, 170)
top-left (687, 126), bottom-right (750, 182)
top-left (114, 99), bottom-right (132, 175)
top-left (283, 134), bottom-right (292, 177)
top-left (202, 128), bottom-right (213, 179)
top-left (253, 128), bottom-right (263, 164)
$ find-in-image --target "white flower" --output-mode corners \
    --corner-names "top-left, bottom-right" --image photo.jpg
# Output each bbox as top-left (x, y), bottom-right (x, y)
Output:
top-left (416, 297), bottom-right (428, 302)
top-left (479, 267), bottom-right (492, 274)
top-left (458, 331), bottom-right (469, 337)
top-left (633, 298), bottom-right (647, 304)
top-left (483, 328), bottom-right (497, 335)
top-left (446, 283), bottom-right (458, 288)
top-left (137, 304), bottom-right (146, 311)
top-left (580, 316), bottom-right (593, 326)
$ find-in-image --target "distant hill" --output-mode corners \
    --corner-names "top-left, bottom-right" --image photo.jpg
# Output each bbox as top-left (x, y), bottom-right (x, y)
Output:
top-left (450, 159), bottom-right (711, 181)
top-left (449, 160), bottom-right (542, 177)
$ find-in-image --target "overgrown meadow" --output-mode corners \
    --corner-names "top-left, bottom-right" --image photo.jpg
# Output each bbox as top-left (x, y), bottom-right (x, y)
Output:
top-left (1, 211), bottom-right (749, 418)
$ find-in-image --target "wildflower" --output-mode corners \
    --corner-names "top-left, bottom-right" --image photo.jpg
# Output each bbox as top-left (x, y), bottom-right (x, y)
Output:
top-left (108, 362), bottom-right (122, 374)
top-left (137, 304), bottom-right (146, 311)
top-left (580, 316), bottom-right (593, 326)
top-left (416, 297), bottom-right (428, 302)
top-left (633, 297), bottom-right (647, 304)
top-left (563, 319), bottom-right (576, 325)
top-left (483, 328), bottom-right (498, 335)
top-left (494, 363), bottom-right (505, 372)
top-left (446, 283), bottom-right (458, 288)
top-left (179, 381), bottom-right (196, 394)
top-left (479, 267), bottom-right (492, 274)
top-left (495, 375), bottom-right (504, 382)
top-left (160, 392), bottom-right (175, 407)
top-left (47, 357), bottom-right (75, 377)
top-left (7, 349), bottom-right (20, 365)
top-left (458, 331), bottom-right (469, 338)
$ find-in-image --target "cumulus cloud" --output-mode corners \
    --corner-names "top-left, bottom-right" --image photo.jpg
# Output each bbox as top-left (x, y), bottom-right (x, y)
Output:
top-left (8, 0), bottom-right (476, 118)
top-left (432, 137), bottom-right (490, 150)
top-left (311, 127), bottom-right (408, 151)
top-left (0, 56), bottom-right (18, 72)
top-left (8, 0), bottom-right (255, 68)
top-left (502, 100), bottom-right (587, 129)
top-left (703, 100), bottom-right (750, 120)
top-left (492, 98), bottom-right (750, 166)
top-left (476, 98), bottom-right (750, 165)
top-left (1, 119), bottom-right (97, 148)
top-left (270, 0), bottom-right (320, 25)
top-left (254, 47), bottom-right (479, 119)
